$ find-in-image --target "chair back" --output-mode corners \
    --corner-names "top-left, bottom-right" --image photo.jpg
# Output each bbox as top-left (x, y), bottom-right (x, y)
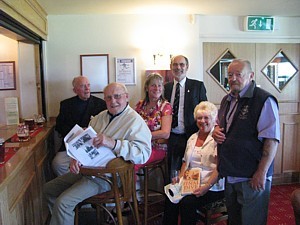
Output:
top-left (78, 158), bottom-right (139, 225)
top-left (80, 158), bottom-right (135, 200)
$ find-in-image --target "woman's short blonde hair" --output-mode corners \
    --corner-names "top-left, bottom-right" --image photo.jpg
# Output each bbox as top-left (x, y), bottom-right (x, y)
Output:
top-left (193, 101), bottom-right (218, 122)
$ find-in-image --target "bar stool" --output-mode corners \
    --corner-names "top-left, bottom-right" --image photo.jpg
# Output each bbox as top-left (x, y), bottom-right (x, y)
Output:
top-left (197, 197), bottom-right (228, 225)
top-left (136, 157), bottom-right (167, 225)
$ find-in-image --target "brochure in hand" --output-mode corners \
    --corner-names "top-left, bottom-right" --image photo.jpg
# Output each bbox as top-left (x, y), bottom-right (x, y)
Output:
top-left (181, 168), bottom-right (201, 195)
top-left (164, 168), bottom-right (201, 204)
top-left (64, 124), bottom-right (116, 167)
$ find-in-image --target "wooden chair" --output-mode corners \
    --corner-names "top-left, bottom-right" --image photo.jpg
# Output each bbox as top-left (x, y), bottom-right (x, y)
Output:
top-left (197, 197), bottom-right (228, 225)
top-left (74, 158), bottom-right (140, 225)
top-left (136, 157), bottom-right (167, 225)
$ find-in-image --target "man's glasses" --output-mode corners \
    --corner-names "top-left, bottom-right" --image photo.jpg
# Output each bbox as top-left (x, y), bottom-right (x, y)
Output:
top-left (104, 93), bottom-right (126, 101)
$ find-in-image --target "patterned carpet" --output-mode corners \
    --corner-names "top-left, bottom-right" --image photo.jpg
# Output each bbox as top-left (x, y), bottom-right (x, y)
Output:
top-left (78, 183), bottom-right (300, 225)
top-left (267, 183), bottom-right (300, 225)
top-left (195, 183), bottom-right (300, 225)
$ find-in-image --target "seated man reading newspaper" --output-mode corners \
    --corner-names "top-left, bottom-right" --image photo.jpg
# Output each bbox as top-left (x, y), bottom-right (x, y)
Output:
top-left (44, 82), bottom-right (152, 225)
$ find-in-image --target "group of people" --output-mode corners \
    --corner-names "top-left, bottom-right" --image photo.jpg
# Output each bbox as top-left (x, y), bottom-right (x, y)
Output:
top-left (44, 55), bottom-right (280, 225)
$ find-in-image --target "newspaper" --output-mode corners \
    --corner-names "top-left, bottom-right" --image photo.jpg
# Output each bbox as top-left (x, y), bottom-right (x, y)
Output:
top-left (64, 124), bottom-right (116, 167)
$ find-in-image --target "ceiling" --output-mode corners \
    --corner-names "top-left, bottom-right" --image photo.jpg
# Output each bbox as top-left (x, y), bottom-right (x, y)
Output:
top-left (37, 0), bottom-right (300, 17)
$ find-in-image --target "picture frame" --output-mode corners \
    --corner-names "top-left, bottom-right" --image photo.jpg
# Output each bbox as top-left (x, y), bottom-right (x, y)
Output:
top-left (115, 58), bottom-right (136, 85)
top-left (0, 61), bottom-right (16, 91)
top-left (80, 54), bottom-right (109, 93)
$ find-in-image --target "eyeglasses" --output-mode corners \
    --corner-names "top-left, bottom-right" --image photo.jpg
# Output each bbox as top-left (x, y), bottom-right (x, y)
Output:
top-left (104, 93), bottom-right (126, 101)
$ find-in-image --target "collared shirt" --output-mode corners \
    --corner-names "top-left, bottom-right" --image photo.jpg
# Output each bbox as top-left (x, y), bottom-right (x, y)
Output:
top-left (171, 77), bottom-right (186, 134)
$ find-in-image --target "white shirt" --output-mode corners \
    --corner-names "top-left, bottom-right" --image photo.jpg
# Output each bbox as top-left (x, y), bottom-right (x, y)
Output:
top-left (171, 77), bottom-right (186, 134)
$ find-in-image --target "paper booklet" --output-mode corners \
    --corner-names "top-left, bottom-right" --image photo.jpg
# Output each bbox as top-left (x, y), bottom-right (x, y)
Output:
top-left (164, 168), bottom-right (201, 204)
top-left (64, 124), bottom-right (116, 167)
top-left (181, 168), bottom-right (201, 195)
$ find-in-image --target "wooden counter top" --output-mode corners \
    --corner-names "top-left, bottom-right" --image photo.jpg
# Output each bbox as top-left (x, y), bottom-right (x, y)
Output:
top-left (0, 122), bottom-right (55, 225)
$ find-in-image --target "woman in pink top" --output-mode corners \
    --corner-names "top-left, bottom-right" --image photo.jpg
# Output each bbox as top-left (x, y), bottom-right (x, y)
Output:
top-left (135, 73), bottom-right (172, 170)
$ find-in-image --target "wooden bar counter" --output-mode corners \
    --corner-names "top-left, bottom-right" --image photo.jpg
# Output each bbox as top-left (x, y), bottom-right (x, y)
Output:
top-left (0, 122), bottom-right (55, 225)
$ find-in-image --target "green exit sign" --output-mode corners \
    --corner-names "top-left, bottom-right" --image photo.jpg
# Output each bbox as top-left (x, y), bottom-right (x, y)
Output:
top-left (245, 16), bottom-right (275, 31)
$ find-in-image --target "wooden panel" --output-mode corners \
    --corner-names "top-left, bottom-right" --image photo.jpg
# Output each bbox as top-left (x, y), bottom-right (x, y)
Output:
top-left (34, 140), bottom-right (47, 165)
top-left (255, 43), bottom-right (300, 102)
top-left (282, 122), bottom-right (299, 172)
top-left (0, 123), bottom-right (55, 225)
top-left (203, 42), bottom-right (300, 184)
top-left (203, 42), bottom-right (255, 104)
top-left (7, 156), bottom-right (35, 210)
top-left (34, 139), bottom-right (48, 225)
top-left (274, 113), bottom-right (300, 175)
top-left (279, 101), bottom-right (299, 114)
top-left (0, 0), bottom-right (47, 39)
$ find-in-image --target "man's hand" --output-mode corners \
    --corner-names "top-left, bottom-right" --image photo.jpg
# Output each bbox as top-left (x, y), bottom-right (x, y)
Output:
top-left (212, 125), bottom-right (226, 144)
top-left (70, 158), bottom-right (81, 174)
top-left (249, 170), bottom-right (266, 192)
top-left (93, 133), bottom-right (116, 149)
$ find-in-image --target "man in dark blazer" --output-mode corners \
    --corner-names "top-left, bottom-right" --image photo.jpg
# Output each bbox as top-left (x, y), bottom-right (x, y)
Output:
top-left (164, 55), bottom-right (207, 178)
top-left (52, 76), bottom-right (106, 176)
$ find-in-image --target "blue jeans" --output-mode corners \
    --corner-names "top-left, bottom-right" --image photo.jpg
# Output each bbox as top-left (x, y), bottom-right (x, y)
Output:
top-left (225, 179), bottom-right (272, 225)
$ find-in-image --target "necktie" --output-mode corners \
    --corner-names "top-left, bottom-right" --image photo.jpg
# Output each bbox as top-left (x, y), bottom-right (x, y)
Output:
top-left (172, 83), bottom-right (180, 128)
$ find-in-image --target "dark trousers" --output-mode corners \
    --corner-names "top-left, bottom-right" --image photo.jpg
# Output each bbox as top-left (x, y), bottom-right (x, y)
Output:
top-left (163, 191), bottom-right (225, 225)
top-left (167, 133), bottom-right (188, 181)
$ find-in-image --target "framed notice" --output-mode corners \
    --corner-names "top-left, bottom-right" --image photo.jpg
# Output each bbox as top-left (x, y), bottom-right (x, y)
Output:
top-left (115, 58), bottom-right (136, 85)
top-left (80, 54), bottom-right (109, 93)
top-left (0, 61), bottom-right (16, 90)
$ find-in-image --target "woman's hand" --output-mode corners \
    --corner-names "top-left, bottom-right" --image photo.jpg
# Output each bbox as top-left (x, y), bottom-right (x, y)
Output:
top-left (69, 158), bottom-right (81, 174)
top-left (193, 185), bottom-right (210, 197)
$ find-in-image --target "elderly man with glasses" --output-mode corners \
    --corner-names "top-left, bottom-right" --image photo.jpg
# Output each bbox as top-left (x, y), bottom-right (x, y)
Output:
top-left (44, 82), bottom-right (152, 225)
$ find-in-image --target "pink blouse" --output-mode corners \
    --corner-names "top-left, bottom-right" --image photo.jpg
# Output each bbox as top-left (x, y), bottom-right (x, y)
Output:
top-left (135, 99), bottom-right (172, 151)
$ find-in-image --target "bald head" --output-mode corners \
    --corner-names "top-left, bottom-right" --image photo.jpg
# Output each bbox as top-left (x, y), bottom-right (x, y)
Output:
top-left (103, 83), bottom-right (129, 115)
top-left (72, 76), bottom-right (91, 100)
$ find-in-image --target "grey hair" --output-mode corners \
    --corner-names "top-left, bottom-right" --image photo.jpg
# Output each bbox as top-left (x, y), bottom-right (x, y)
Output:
top-left (193, 101), bottom-right (218, 122)
top-left (170, 55), bottom-right (189, 66)
top-left (72, 76), bottom-right (89, 87)
top-left (231, 59), bottom-right (253, 74)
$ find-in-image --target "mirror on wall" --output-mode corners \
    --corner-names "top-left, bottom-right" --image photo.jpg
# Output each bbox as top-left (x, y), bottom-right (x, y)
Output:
top-left (262, 50), bottom-right (298, 91)
top-left (207, 49), bottom-right (236, 91)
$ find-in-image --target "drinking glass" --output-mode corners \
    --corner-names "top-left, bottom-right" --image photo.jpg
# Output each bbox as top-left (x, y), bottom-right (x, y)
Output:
top-left (34, 114), bottom-right (45, 127)
top-left (0, 138), bottom-right (5, 164)
top-left (171, 170), bottom-right (180, 184)
top-left (17, 124), bottom-right (30, 141)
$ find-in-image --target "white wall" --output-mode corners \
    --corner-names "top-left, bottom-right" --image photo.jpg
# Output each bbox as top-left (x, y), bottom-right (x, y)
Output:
top-left (0, 35), bottom-right (18, 125)
top-left (18, 42), bottom-right (38, 119)
top-left (44, 14), bottom-right (300, 118)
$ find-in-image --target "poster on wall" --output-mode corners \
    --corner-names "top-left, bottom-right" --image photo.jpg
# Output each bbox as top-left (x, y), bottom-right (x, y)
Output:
top-left (5, 97), bottom-right (19, 125)
top-left (80, 54), bottom-right (109, 93)
top-left (115, 58), bottom-right (136, 85)
top-left (0, 61), bottom-right (16, 90)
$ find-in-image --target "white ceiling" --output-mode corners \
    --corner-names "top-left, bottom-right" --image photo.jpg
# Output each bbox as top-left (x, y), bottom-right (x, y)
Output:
top-left (37, 0), bottom-right (300, 17)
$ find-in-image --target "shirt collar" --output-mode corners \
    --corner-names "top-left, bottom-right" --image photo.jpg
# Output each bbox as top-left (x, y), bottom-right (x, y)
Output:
top-left (174, 77), bottom-right (186, 87)
top-left (107, 103), bottom-right (128, 122)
